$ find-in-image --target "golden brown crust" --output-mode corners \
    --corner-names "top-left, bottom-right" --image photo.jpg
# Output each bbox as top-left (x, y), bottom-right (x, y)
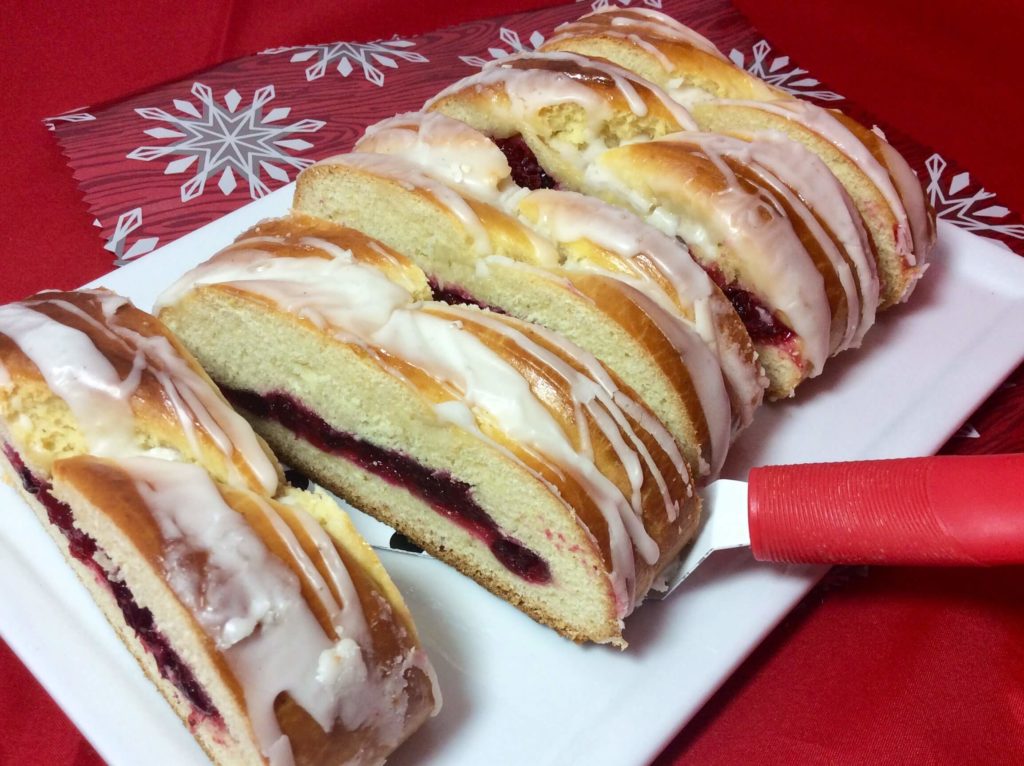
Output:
top-left (241, 214), bottom-right (433, 300)
top-left (831, 113), bottom-right (936, 297)
top-left (0, 289), bottom-right (282, 493)
top-left (543, 271), bottom-right (710, 459)
top-left (544, 11), bottom-right (931, 309)
top-left (426, 53), bottom-right (691, 190)
top-left (543, 14), bottom-right (779, 101)
top-left (161, 246), bottom-right (699, 644)
top-left (49, 454), bottom-right (436, 766)
top-left (441, 307), bottom-right (700, 600)
top-left (246, 413), bottom-right (626, 647)
top-left (159, 281), bottom-right (628, 643)
top-left (519, 207), bottom-right (763, 431)
top-left (714, 151), bottom-right (849, 353)
top-left (584, 140), bottom-right (822, 397)
top-left (295, 162), bottom-right (710, 474)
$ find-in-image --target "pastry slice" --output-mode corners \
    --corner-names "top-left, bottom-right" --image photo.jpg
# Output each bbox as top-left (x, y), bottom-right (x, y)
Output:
top-left (156, 227), bottom-right (699, 646)
top-left (36, 455), bottom-right (438, 765)
top-left (580, 133), bottom-right (837, 398)
top-left (690, 100), bottom-right (933, 306)
top-left (0, 288), bottom-right (280, 496)
top-left (293, 156), bottom-right (716, 477)
top-left (425, 50), bottom-right (697, 190)
top-left (0, 288), bottom-right (439, 764)
top-left (543, 6), bottom-right (779, 105)
top-left (356, 111), bottom-right (764, 462)
top-left (542, 7), bottom-right (934, 306)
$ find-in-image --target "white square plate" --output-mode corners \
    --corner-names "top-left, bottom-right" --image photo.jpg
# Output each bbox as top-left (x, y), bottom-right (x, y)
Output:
top-left (2, 187), bottom-right (1023, 765)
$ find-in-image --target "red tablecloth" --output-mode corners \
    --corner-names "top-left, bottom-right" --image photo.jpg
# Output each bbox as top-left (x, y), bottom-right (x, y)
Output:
top-left (2, 1), bottom-right (1023, 765)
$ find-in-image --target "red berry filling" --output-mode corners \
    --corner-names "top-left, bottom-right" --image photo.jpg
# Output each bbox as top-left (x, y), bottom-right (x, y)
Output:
top-left (494, 135), bottom-right (558, 190)
top-left (720, 284), bottom-right (795, 345)
top-left (3, 444), bottom-right (222, 725)
top-left (427, 276), bottom-right (506, 314)
top-left (222, 387), bottom-right (553, 585)
top-left (701, 262), bottom-right (796, 345)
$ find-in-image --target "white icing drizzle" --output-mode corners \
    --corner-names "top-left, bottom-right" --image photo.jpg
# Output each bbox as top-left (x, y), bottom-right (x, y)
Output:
top-left (359, 112), bottom-right (517, 204)
top-left (488, 252), bottom-right (729, 476)
top-left (623, 32), bottom-right (679, 74)
top-left (546, 13), bottom-right (728, 108)
top-left (520, 189), bottom-right (713, 305)
top-left (296, 236), bottom-right (355, 263)
top-left (314, 152), bottom-right (495, 256)
top-left (613, 284), bottom-right (731, 478)
top-left (424, 304), bottom-right (693, 611)
top-left (121, 457), bottom-right (421, 764)
top-left (583, 8), bottom-right (730, 61)
top-left (0, 301), bottom-right (137, 455)
top-left (158, 248), bottom-right (414, 340)
top-left (716, 99), bottom-right (918, 266)
top-left (162, 238), bottom-right (683, 615)
top-left (494, 307), bottom-right (691, 502)
top-left (427, 50), bottom-right (697, 133)
top-left (0, 292), bottom-right (279, 493)
top-left (358, 112), bottom-right (528, 213)
top-left (584, 138), bottom-right (832, 377)
top-left (548, 10), bottom-right (728, 68)
top-left (726, 131), bottom-right (880, 345)
top-left (674, 133), bottom-right (862, 352)
top-left (353, 113), bottom-right (761, 432)
top-left (352, 118), bottom-right (732, 474)
top-left (874, 137), bottom-right (934, 273)
top-left (315, 148), bottom-right (560, 269)
top-left (375, 308), bottom-right (648, 612)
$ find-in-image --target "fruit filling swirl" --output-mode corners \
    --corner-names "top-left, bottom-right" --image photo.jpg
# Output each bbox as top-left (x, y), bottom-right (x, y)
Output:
top-left (671, 133), bottom-right (866, 351)
top-left (1, 444), bottom-right (221, 724)
top-left (683, 258), bottom-right (791, 348)
top-left (221, 386), bottom-right (552, 585)
top-left (426, 276), bottom-right (508, 314)
top-left (494, 136), bottom-right (558, 191)
top-left (0, 292), bottom-right (278, 495)
top-left (426, 304), bottom-right (692, 612)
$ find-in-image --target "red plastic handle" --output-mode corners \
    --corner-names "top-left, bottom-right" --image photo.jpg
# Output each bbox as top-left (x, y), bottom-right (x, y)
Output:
top-left (747, 454), bottom-right (1024, 565)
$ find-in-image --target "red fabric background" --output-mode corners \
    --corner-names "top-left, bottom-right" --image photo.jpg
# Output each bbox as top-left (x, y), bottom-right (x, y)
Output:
top-left (2, 2), bottom-right (1023, 765)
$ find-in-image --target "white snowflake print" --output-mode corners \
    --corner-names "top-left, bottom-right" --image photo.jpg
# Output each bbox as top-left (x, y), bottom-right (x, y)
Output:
top-left (43, 106), bottom-right (95, 132)
top-left (582, 0), bottom-right (663, 11)
top-left (926, 154), bottom-right (1024, 240)
top-left (261, 38), bottom-right (427, 86)
top-left (460, 27), bottom-right (546, 68)
top-left (127, 82), bottom-right (325, 202)
top-left (729, 40), bottom-right (844, 102)
top-left (103, 208), bottom-right (160, 266)
top-left (953, 422), bottom-right (980, 439)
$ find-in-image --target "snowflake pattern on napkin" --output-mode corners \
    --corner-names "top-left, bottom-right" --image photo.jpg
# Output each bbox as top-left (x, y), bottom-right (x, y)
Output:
top-left (127, 82), bottom-right (324, 201)
top-left (51, 0), bottom-right (1024, 263)
top-left (728, 40), bottom-right (844, 102)
top-left (260, 38), bottom-right (428, 86)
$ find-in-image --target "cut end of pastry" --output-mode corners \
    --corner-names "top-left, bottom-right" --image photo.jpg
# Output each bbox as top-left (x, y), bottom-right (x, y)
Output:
top-left (39, 454), bottom-right (438, 766)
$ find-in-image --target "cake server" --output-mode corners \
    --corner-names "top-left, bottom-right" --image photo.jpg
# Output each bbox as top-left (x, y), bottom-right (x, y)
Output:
top-left (657, 453), bottom-right (1024, 596)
